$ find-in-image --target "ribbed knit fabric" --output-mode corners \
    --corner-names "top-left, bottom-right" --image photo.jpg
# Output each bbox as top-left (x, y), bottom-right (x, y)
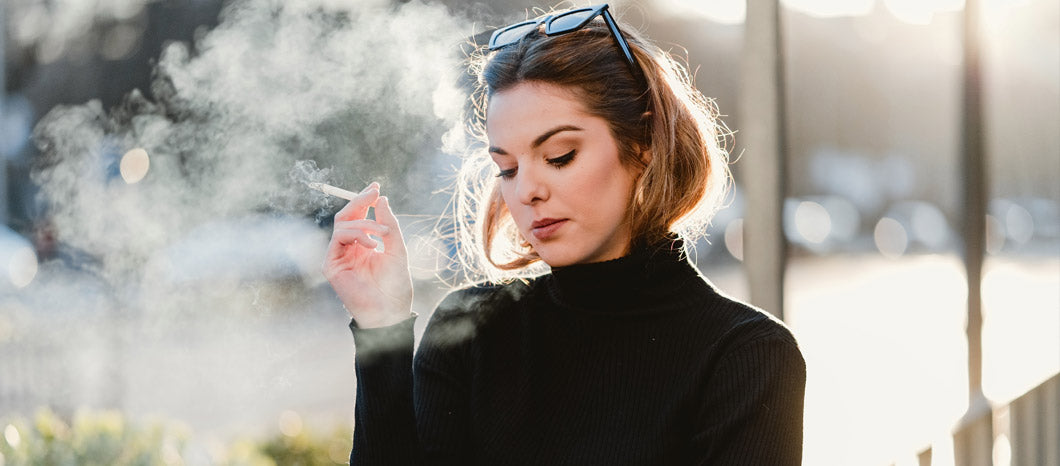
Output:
top-left (349, 238), bottom-right (806, 465)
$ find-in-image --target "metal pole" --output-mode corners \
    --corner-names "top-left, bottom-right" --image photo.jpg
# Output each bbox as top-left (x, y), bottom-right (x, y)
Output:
top-left (739, 0), bottom-right (788, 319)
top-left (0, 0), bottom-right (8, 225)
top-left (953, 0), bottom-right (993, 463)
top-left (961, 0), bottom-right (987, 408)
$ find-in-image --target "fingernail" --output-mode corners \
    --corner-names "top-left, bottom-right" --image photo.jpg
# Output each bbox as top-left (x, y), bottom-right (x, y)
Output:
top-left (380, 225), bottom-right (391, 234)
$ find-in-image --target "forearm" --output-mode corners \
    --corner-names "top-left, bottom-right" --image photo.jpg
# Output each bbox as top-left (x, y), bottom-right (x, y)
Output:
top-left (349, 315), bottom-right (420, 466)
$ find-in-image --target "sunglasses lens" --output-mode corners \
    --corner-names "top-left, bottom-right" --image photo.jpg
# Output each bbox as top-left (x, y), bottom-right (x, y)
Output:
top-left (491, 22), bottom-right (539, 49)
top-left (546, 9), bottom-right (595, 34)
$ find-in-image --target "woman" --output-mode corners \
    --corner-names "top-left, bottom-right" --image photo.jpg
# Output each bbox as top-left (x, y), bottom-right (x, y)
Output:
top-left (324, 4), bottom-right (806, 465)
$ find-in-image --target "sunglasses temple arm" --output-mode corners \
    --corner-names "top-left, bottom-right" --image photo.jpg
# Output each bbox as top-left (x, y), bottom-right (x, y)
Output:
top-left (601, 9), bottom-right (639, 73)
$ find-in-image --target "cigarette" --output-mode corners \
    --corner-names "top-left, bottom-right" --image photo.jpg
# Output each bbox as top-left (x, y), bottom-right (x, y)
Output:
top-left (307, 182), bottom-right (358, 201)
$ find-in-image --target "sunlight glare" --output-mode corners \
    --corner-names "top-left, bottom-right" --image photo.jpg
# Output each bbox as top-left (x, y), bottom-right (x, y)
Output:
top-left (783, 0), bottom-right (875, 18)
top-left (657, 0), bottom-right (746, 24)
top-left (931, 433), bottom-right (956, 466)
top-left (981, 260), bottom-right (1060, 402)
top-left (993, 433), bottom-right (1012, 466)
top-left (883, 0), bottom-right (963, 25)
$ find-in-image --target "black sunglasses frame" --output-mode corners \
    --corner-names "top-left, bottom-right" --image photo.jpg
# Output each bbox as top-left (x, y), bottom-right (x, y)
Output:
top-left (488, 4), bottom-right (639, 75)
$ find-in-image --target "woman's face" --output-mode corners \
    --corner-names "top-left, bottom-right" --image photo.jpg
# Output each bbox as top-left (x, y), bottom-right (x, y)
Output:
top-left (486, 81), bottom-right (639, 267)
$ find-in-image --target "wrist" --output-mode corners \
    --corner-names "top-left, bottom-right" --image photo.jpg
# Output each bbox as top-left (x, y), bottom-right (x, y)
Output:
top-left (347, 306), bottom-right (417, 329)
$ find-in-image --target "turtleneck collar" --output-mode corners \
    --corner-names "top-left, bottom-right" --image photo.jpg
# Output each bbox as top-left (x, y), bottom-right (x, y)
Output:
top-left (543, 235), bottom-right (706, 313)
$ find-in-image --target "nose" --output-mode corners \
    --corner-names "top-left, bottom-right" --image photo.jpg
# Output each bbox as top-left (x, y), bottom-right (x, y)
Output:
top-left (515, 165), bottom-right (549, 205)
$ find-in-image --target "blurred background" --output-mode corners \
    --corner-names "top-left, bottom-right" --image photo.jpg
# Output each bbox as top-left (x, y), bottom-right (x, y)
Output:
top-left (0, 0), bottom-right (1056, 464)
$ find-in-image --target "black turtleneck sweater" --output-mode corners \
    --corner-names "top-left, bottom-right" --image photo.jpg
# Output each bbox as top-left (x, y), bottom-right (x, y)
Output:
top-left (348, 239), bottom-right (806, 465)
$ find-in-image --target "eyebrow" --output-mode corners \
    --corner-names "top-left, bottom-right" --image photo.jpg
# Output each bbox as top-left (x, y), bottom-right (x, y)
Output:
top-left (488, 124), bottom-right (584, 155)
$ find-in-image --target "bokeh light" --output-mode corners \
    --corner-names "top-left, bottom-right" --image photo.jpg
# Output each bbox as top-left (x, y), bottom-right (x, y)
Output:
top-left (328, 437), bottom-right (352, 463)
top-left (278, 410), bottom-right (303, 438)
top-left (874, 217), bottom-right (909, 258)
top-left (4, 424), bottom-right (20, 448)
top-left (908, 202), bottom-right (950, 250)
top-left (1, 227), bottom-right (39, 289)
top-left (8, 246), bottom-right (39, 289)
top-left (1004, 203), bottom-right (1034, 245)
top-left (794, 201), bottom-right (832, 244)
top-left (819, 196), bottom-right (860, 243)
top-left (120, 148), bottom-right (151, 184)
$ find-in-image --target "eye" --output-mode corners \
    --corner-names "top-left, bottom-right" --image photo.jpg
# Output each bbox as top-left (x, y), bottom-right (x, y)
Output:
top-left (495, 167), bottom-right (517, 180)
top-left (547, 150), bottom-right (576, 167)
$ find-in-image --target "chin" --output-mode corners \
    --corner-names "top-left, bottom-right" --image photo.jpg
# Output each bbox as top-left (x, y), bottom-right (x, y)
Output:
top-left (532, 243), bottom-right (581, 268)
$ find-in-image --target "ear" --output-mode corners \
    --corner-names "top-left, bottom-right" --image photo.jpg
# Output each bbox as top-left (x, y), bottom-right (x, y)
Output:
top-left (639, 111), bottom-right (653, 165)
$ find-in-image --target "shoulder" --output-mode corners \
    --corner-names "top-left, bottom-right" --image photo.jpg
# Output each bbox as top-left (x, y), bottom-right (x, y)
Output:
top-left (422, 278), bottom-right (538, 347)
top-left (433, 278), bottom-right (536, 319)
top-left (696, 288), bottom-right (803, 361)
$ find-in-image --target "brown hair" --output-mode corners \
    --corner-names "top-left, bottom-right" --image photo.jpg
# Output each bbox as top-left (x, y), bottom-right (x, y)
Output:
top-left (448, 6), bottom-right (731, 283)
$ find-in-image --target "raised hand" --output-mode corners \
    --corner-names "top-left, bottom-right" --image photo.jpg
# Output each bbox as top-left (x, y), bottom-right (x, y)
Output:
top-left (322, 182), bottom-right (414, 328)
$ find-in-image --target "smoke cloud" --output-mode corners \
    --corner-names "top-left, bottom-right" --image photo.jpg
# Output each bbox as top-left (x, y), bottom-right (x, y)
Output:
top-left (33, 0), bottom-right (467, 279)
top-left (7, 0), bottom-right (474, 441)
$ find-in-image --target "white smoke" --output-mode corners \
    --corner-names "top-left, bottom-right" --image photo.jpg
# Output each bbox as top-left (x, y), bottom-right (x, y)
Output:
top-left (31, 0), bottom-right (468, 286)
top-left (9, 0), bottom-right (473, 441)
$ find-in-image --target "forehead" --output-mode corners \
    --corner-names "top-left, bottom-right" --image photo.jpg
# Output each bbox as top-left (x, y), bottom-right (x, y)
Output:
top-left (485, 82), bottom-right (594, 144)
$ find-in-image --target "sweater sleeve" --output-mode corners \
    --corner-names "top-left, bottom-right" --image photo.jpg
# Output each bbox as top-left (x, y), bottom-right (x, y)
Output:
top-left (411, 291), bottom-right (479, 465)
top-left (691, 332), bottom-right (807, 465)
top-left (349, 315), bottom-right (419, 466)
top-left (348, 287), bottom-right (484, 466)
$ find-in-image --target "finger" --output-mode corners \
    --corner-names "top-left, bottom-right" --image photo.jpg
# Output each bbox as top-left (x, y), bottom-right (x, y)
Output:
top-left (335, 219), bottom-right (390, 236)
top-left (360, 181), bottom-right (380, 194)
top-left (373, 196), bottom-right (408, 257)
top-left (325, 232), bottom-right (377, 267)
top-left (329, 228), bottom-right (380, 251)
top-left (334, 186), bottom-right (380, 222)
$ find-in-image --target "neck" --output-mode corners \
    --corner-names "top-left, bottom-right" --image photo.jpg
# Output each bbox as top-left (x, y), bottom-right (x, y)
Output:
top-left (544, 235), bottom-right (704, 313)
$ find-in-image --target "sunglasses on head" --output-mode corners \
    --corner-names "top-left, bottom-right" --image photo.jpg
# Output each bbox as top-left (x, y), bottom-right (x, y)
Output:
top-left (488, 4), bottom-right (639, 74)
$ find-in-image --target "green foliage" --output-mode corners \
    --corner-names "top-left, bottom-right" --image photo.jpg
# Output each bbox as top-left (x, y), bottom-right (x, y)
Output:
top-left (257, 426), bottom-right (352, 466)
top-left (0, 408), bottom-right (188, 466)
top-left (0, 408), bottom-right (352, 466)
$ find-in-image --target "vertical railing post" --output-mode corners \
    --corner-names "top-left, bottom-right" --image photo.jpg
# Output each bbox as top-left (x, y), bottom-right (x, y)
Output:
top-left (739, 0), bottom-right (788, 320)
top-left (953, 0), bottom-right (993, 463)
top-left (917, 448), bottom-right (932, 466)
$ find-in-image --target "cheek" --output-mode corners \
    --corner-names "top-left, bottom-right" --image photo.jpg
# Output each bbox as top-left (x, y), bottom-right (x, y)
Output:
top-left (590, 166), bottom-right (636, 212)
top-left (499, 184), bottom-right (527, 224)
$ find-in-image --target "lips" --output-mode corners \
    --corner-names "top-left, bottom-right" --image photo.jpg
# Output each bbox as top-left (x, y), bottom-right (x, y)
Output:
top-left (530, 218), bottom-right (568, 241)
top-left (531, 218), bottom-right (565, 229)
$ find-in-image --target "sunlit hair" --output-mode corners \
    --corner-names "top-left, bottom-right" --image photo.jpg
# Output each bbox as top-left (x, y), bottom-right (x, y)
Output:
top-left (447, 5), bottom-right (731, 284)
